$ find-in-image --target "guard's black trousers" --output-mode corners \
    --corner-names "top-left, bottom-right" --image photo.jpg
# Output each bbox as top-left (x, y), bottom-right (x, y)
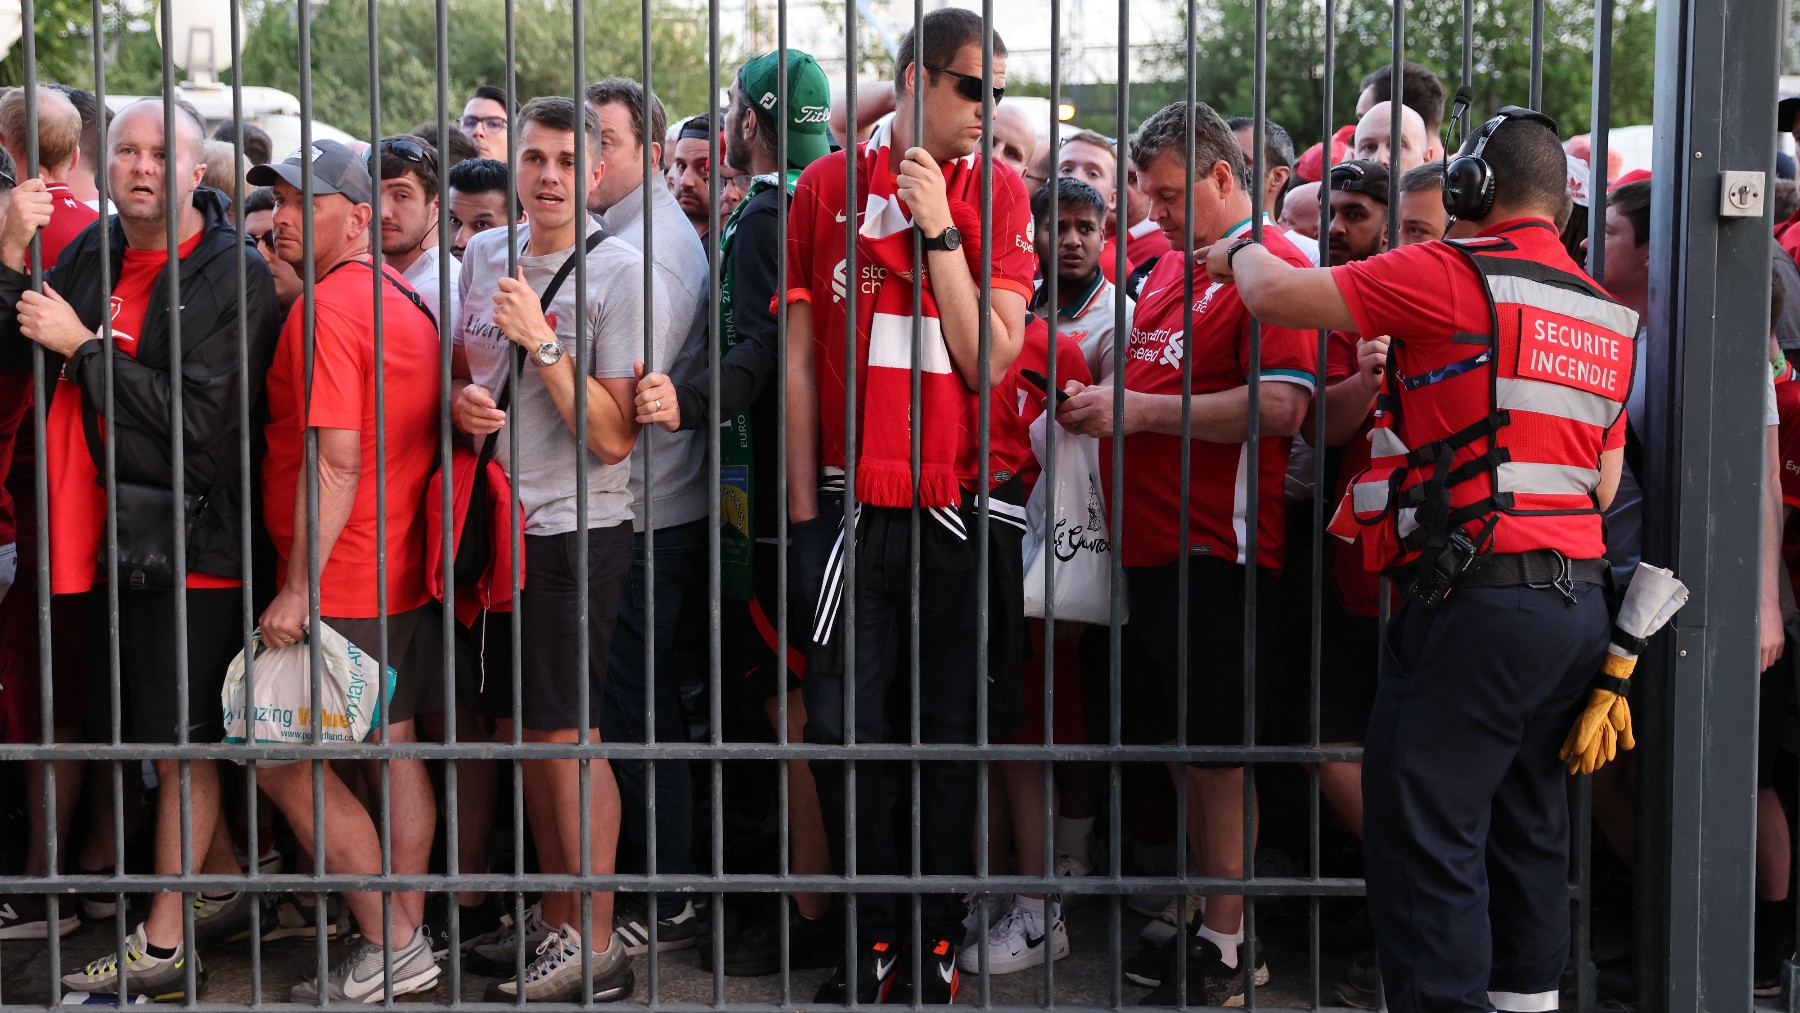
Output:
top-left (1363, 580), bottom-right (1609, 1013)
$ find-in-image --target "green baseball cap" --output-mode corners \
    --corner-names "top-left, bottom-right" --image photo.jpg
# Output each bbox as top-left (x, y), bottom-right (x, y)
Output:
top-left (737, 49), bottom-right (832, 170)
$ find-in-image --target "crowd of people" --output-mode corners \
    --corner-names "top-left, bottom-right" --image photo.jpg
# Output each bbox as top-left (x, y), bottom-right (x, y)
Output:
top-left (0, 10), bottom-right (1793, 1011)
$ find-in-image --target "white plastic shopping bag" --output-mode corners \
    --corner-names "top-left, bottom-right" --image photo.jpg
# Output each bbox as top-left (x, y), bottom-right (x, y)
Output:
top-left (1022, 414), bottom-right (1125, 625)
top-left (221, 622), bottom-right (396, 760)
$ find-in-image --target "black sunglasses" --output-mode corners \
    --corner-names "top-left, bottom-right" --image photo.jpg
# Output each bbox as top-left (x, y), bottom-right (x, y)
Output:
top-left (379, 136), bottom-right (438, 173)
top-left (925, 64), bottom-right (1004, 105)
top-left (247, 231), bottom-right (277, 252)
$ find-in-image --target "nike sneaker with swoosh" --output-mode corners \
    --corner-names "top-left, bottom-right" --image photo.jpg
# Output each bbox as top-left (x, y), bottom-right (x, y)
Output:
top-left (289, 924), bottom-right (440, 1002)
top-left (813, 939), bottom-right (899, 1005)
top-left (956, 898), bottom-right (1068, 975)
top-left (481, 923), bottom-right (634, 1003)
top-left (1137, 934), bottom-right (1269, 1007)
top-left (891, 937), bottom-right (961, 1005)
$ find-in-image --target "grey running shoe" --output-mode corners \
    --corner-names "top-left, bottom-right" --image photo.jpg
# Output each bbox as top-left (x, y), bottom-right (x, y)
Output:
top-left (465, 902), bottom-right (551, 977)
top-left (289, 925), bottom-right (441, 1002)
top-left (192, 892), bottom-right (251, 941)
top-left (481, 924), bottom-right (634, 1003)
top-left (59, 924), bottom-right (202, 1002)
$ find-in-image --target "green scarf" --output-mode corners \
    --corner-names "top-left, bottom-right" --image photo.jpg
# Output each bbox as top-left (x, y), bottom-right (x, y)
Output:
top-left (718, 169), bottom-right (801, 600)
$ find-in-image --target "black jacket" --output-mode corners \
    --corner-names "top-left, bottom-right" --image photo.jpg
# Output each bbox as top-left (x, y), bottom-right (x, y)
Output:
top-left (0, 186), bottom-right (282, 581)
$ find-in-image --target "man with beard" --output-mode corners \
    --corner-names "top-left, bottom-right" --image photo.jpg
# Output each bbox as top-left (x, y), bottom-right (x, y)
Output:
top-left (2, 99), bottom-right (279, 997)
top-left (375, 134), bottom-right (458, 313)
top-left (667, 114), bottom-right (717, 239)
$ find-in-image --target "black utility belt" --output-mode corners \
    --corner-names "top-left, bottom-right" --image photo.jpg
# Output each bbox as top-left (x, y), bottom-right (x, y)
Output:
top-left (1458, 549), bottom-right (1608, 589)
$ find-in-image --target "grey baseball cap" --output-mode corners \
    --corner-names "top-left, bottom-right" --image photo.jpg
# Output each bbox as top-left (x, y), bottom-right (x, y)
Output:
top-left (247, 138), bottom-right (373, 205)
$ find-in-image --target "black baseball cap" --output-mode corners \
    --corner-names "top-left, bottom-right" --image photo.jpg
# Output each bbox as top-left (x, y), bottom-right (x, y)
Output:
top-left (1328, 159), bottom-right (1391, 206)
top-left (248, 139), bottom-right (374, 205)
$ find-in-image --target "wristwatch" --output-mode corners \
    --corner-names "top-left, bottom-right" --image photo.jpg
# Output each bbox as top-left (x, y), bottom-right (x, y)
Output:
top-left (1226, 235), bottom-right (1259, 269)
top-left (919, 225), bottom-right (961, 252)
top-left (533, 341), bottom-right (565, 367)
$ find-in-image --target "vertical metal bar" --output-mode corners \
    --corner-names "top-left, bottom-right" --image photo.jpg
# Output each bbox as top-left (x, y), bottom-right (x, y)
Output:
top-left (503, 0), bottom-right (528, 989)
top-left (1530, 0), bottom-right (1547, 111)
top-left (1641, 0), bottom-right (1779, 1009)
top-left (434, 0), bottom-right (462, 996)
top-left (1308, 0), bottom-right (1338, 1003)
top-left (1388, 0), bottom-right (1404, 252)
top-left (908, 0), bottom-right (926, 996)
top-left (974, 5), bottom-right (998, 1004)
top-left (841, 0), bottom-right (861, 984)
top-left (641, 0), bottom-right (663, 990)
top-left (771, 2), bottom-right (793, 1001)
top-left (571, 0), bottom-right (595, 992)
top-left (1041, 2), bottom-right (1062, 1005)
top-left (1172, 0), bottom-right (1198, 1002)
top-left (1109, 0), bottom-right (1129, 1005)
top-left (1243, 0), bottom-right (1269, 1004)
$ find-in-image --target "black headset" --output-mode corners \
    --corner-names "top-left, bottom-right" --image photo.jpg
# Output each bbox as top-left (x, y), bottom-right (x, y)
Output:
top-left (1441, 103), bottom-right (1559, 222)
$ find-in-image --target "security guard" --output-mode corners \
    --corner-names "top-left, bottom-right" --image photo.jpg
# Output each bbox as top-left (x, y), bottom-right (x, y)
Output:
top-left (1205, 107), bottom-right (1635, 1013)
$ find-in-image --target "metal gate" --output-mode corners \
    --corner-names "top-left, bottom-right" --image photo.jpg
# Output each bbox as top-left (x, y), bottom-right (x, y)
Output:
top-left (0, 0), bottom-right (1782, 1008)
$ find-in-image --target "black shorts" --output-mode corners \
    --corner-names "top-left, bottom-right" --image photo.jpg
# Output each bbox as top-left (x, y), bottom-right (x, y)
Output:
top-left (1123, 557), bottom-right (1284, 767)
top-left (323, 606), bottom-right (445, 725)
top-left (1760, 641), bottom-right (1796, 790)
top-left (92, 586), bottom-right (245, 745)
top-left (1277, 595), bottom-right (1380, 745)
top-left (480, 525), bottom-right (632, 731)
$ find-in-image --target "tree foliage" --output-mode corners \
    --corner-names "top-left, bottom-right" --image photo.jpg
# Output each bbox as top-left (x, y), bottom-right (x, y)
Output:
top-left (1133, 0), bottom-right (1657, 148)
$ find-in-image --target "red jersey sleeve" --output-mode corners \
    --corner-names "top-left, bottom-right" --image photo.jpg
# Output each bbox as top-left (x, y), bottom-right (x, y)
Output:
top-left (784, 160), bottom-right (824, 306)
top-left (1330, 241), bottom-right (1482, 348)
top-left (1603, 409), bottom-right (1628, 452)
top-left (985, 165), bottom-right (1038, 301)
top-left (301, 303), bottom-right (368, 432)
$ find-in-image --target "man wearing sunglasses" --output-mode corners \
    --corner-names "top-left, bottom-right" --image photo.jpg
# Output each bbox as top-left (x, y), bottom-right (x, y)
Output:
top-left (375, 134), bottom-right (458, 315)
top-left (461, 85), bottom-right (512, 163)
top-left (783, 8), bottom-right (1034, 1004)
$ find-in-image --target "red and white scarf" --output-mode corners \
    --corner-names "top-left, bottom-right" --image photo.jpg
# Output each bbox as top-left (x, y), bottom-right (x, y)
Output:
top-left (845, 136), bottom-right (991, 509)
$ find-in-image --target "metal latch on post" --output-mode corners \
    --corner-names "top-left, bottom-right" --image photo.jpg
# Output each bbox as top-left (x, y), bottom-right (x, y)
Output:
top-left (1720, 170), bottom-right (1765, 217)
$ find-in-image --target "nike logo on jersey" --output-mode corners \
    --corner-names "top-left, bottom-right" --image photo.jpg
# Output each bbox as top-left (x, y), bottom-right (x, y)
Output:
top-left (836, 211), bottom-right (849, 223)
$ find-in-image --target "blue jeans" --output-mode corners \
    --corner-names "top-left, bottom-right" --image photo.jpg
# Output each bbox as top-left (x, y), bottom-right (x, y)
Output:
top-left (603, 520), bottom-right (705, 919)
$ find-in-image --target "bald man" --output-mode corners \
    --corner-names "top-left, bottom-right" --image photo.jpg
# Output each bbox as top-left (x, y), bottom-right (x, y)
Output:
top-left (0, 89), bottom-right (89, 256)
top-left (991, 103), bottom-right (1036, 180)
top-left (1353, 100), bottom-right (1428, 173)
top-left (1279, 180), bottom-right (1323, 240)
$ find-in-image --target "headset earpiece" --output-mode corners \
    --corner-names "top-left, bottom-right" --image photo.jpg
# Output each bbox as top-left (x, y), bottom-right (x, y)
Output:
top-left (1441, 105), bottom-right (1560, 223)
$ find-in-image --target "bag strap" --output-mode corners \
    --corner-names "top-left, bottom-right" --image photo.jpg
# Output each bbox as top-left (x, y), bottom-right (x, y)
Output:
top-left (323, 257), bottom-right (439, 329)
top-left (477, 225), bottom-right (610, 473)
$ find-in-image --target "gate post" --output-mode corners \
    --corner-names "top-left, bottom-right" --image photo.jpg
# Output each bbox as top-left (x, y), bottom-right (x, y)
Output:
top-left (1640, 0), bottom-right (1780, 1009)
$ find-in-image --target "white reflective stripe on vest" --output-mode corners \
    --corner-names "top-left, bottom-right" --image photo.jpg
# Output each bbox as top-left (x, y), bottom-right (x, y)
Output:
top-left (1496, 377), bottom-right (1623, 429)
top-left (1486, 273), bottom-right (1643, 338)
top-left (1370, 427), bottom-right (1407, 458)
top-left (1488, 988), bottom-right (1559, 1012)
top-left (1397, 506), bottom-right (1419, 538)
top-left (1352, 480), bottom-right (1390, 514)
top-left (1496, 460), bottom-right (1601, 496)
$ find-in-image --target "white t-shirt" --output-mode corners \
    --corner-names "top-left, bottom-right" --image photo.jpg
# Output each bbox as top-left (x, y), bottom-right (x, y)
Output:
top-left (401, 245), bottom-right (461, 327)
top-left (455, 222), bottom-right (663, 535)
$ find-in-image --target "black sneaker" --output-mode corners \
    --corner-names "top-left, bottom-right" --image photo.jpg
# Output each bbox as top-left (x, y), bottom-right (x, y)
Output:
top-left (432, 895), bottom-right (507, 961)
top-left (1122, 936), bottom-right (1175, 987)
top-left (1756, 900), bottom-right (1795, 998)
top-left (1331, 948), bottom-right (1382, 1009)
top-left (701, 898), bottom-right (840, 976)
top-left (813, 940), bottom-right (900, 1005)
top-left (613, 899), bottom-right (703, 955)
top-left (890, 937), bottom-right (960, 1005)
top-left (1138, 935), bottom-right (1267, 1007)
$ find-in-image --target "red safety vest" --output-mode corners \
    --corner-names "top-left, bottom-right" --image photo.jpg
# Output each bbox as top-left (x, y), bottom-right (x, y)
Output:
top-left (1330, 222), bottom-right (1638, 575)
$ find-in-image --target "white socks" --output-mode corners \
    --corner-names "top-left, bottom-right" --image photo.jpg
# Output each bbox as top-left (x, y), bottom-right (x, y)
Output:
top-left (1194, 921), bottom-right (1245, 969)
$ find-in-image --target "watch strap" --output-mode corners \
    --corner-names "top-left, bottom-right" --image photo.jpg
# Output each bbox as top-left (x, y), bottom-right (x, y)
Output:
top-left (1226, 235), bottom-right (1258, 268)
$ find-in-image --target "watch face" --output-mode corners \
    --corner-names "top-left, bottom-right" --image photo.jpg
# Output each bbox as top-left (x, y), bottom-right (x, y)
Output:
top-left (942, 227), bottom-right (961, 250)
top-left (536, 342), bottom-right (564, 365)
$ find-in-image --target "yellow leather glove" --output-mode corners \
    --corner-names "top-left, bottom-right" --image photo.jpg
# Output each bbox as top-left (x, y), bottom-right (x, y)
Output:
top-left (1559, 652), bottom-right (1637, 775)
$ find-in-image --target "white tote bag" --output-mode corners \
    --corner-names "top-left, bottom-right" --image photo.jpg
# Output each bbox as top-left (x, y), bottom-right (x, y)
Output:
top-left (221, 622), bottom-right (396, 761)
top-left (1021, 414), bottom-right (1125, 626)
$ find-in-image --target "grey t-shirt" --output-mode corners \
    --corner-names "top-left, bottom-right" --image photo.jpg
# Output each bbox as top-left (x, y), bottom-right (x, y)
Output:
top-left (455, 222), bottom-right (656, 536)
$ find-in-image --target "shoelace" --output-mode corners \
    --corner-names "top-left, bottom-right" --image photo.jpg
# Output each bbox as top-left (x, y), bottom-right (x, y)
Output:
top-left (986, 907), bottom-right (1042, 945)
top-left (524, 932), bottom-right (579, 984)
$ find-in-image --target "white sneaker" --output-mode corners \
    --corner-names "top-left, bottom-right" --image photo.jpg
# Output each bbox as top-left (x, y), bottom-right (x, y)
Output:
top-left (1054, 852), bottom-right (1092, 909)
top-left (961, 892), bottom-right (1014, 944)
top-left (956, 899), bottom-right (1069, 974)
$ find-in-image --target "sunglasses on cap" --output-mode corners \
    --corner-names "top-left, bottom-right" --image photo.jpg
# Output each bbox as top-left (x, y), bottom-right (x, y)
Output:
top-left (379, 137), bottom-right (438, 172)
top-left (0, 168), bottom-right (15, 189)
top-left (925, 64), bottom-right (1004, 106)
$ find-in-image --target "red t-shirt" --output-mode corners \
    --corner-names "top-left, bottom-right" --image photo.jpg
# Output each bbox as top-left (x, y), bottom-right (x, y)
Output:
top-left (1322, 329), bottom-right (1383, 617)
top-left (992, 314), bottom-right (1092, 499)
top-left (1331, 219), bottom-right (1627, 557)
top-left (1781, 207), bottom-right (1800, 268)
top-left (0, 184), bottom-right (98, 553)
top-left (783, 145), bottom-right (1037, 479)
top-left (44, 235), bottom-right (237, 592)
top-left (1108, 220), bottom-right (1318, 570)
top-left (1101, 225), bottom-right (1173, 283)
top-left (1779, 374), bottom-right (1800, 510)
top-left (263, 261), bottom-right (442, 618)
